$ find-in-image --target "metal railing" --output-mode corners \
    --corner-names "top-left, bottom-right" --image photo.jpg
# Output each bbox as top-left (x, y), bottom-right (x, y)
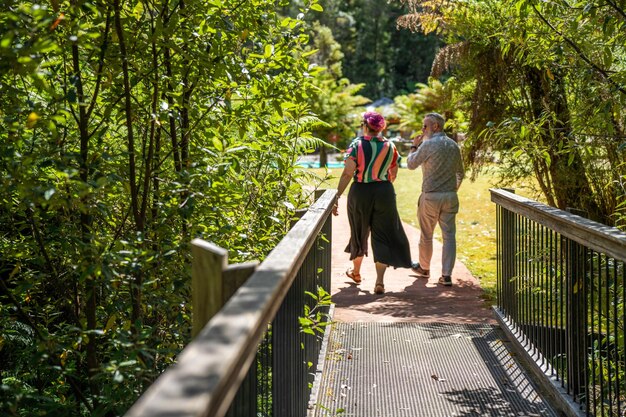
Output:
top-left (491, 188), bottom-right (626, 417)
top-left (124, 189), bottom-right (335, 417)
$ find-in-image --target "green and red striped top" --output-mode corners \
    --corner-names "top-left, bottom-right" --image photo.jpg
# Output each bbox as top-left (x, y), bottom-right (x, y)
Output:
top-left (344, 135), bottom-right (400, 183)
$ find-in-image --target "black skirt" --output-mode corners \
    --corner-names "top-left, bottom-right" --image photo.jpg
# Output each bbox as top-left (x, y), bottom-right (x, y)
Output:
top-left (344, 181), bottom-right (412, 268)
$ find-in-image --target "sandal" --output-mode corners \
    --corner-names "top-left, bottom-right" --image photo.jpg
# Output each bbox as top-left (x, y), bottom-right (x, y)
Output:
top-left (346, 268), bottom-right (362, 284)
top-left (374, 284), bottom-right (385, 295)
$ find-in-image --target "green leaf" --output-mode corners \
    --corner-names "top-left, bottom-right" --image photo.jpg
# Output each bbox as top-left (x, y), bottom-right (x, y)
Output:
top-left (212, 137), bottom-right (224, 152)
top-left (133, 2), bottom-right (144, 20)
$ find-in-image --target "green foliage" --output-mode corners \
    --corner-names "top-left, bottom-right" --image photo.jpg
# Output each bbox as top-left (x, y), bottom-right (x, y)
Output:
top-left (0, 0), bottom-right (324, 415)
top-left (286, 0), bottom-right (442, 99)
top-left (396, 0), bottom-right (626, 226)
top-left (300, 285), bottom-right (332, 337)
top-left (393, 77), bottom-right (469, 140)
top-left (305, 22), bottom-right (369, 151)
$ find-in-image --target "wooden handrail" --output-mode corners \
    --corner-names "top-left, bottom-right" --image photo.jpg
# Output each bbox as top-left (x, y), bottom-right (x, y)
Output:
top-left (124, 189), bottom-right (336, 417)
top-left (490, 188), bottom-right (626, 262)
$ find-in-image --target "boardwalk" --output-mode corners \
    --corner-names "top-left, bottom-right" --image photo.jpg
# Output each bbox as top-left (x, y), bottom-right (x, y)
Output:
top-left (309, 199), bottom-right (559, 416)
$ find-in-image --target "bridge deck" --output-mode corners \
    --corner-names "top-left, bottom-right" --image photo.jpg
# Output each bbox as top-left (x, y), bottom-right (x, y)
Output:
top-left (313, 199), bottom-right (560, 416)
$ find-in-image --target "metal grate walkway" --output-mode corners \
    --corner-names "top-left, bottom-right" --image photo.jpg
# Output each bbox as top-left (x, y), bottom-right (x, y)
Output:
top-left (310, 322), bottom-right (558, 417)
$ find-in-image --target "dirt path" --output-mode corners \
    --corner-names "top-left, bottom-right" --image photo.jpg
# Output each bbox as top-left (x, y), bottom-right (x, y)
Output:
top-left (330, 198), bottom-right (496, 324)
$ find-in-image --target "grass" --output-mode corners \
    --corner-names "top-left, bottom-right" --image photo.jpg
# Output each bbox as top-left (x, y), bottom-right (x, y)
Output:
top-left (305, 166), bottom-right (499, 302)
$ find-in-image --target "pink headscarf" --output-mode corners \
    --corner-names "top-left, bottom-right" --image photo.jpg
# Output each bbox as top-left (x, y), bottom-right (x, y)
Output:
top-left (363, 111), bottom-right (386, 132)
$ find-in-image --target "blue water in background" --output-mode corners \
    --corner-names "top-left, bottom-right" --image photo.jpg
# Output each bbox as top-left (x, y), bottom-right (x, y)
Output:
top-left (296, 161), bottom-right (345, 168)
top-left (295, 161), bottom-right (407, 169)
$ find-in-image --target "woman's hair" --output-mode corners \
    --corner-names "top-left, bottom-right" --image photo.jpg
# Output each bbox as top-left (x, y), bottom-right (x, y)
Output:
top-left (362, 111), bottom-right (386, 132)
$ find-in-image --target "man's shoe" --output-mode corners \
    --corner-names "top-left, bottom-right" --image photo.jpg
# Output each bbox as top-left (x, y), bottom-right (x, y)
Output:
top-left (411, 262), bottom-right (430, 278)
top-left (438, 275), bottom-right (452, 286)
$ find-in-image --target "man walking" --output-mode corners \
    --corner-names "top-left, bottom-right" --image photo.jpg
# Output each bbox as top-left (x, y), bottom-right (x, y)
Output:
top-left (406, 113), bottom-right (464, 286)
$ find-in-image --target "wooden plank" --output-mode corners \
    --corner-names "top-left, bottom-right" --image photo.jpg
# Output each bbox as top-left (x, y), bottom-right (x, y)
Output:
top-left (222, 262), bottom-right (258, 303)
top-left (490, 188), bottom-right (626, 262)
top-left (191, 239), bottom-right (227, 338)
top-left (124, 189), bottom-right (337, 417)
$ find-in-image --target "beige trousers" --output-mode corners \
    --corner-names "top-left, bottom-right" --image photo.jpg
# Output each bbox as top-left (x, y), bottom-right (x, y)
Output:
top-left (417, 191), bottom-right (459, 277)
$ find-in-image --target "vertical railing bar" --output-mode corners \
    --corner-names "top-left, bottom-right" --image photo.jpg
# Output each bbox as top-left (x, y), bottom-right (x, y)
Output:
top-left (547, 226), bottom-right (552, 369)
top-left (497, 206), bottom-right (501, 314)
top-left (511, 211), bottom-right (517, 330)
top-left (510, 209), bottom-right (516, 323)
top-left (590, 249), bottom-right (597, 414)
top-left (518, 213), bottom-right (523, 337)
top-left (581, 246), bottom-right (588, 415)
top-left (599, 251), bottom-right (605, 416)
top-left (557, 234), bottom-right (562, 383)
top-left (602, 250), bottom-right (613, 416)
top-left (548, 228), bottom-right (554, 376)
top-left (575, 245), bottom-right (582, 408)
top-left (509, 213), bottom-right (525, 333)
top-left (525, 215), bottom-right (530, 345)
top-left (540, 224), bottom-right (544, 366)
top-left (532, 220), bottom-right (538, 356)
top-left (611, 255), bottom-right (618, 417)
top-left (504, 211), bottom-right (519, 323)
top-left (560, 234), bottom-right (566, 386)
top-left (565, 239), bottom-right (576, 399)
top-left (615, 261), bottom-right (626, 416)
top-left (518, 214), bottom-right (531, 349)
top-left (581, 247), bottom-right (588, 412)
top-left (528, 216), bottom-right (533, 350)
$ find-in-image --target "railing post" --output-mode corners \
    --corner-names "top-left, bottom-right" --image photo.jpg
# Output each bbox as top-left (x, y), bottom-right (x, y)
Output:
top-left (191, 239), bottom-right (258, 338)
top-left (191, 239), bottom-right (227, 337)
top-left (500, 189), bottom-right (517, 321)
top-left (190, 240), bottom-right (259, 416)
top-left (565, 208), bottom-right (588, 402)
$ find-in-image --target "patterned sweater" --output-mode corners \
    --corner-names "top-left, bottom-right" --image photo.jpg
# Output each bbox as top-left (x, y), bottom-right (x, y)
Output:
top-left (406, 132), bottom-right (464, 193)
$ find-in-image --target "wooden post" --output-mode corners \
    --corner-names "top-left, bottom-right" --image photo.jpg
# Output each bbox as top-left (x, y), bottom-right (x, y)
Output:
top-left (314, 189), bottom-right (327, 200)
top-left (191, 239), bottom-right (259, 338)
top-left (222, 262), bottom-right (259, 304)
top-left (191, 239), bottom-right (227, 338)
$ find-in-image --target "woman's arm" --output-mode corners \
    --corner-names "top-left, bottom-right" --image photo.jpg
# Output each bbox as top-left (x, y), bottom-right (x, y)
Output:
top-left (389, 164), bottom-right (398, 183)
top-left (332, 158), bottom-right (357, 216)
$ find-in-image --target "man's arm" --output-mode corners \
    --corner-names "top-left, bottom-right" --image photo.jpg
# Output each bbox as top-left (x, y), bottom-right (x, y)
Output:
top-left (406, 135), bottom-right (425, 170)
top-left (455, 149), bottom-right (465, 191)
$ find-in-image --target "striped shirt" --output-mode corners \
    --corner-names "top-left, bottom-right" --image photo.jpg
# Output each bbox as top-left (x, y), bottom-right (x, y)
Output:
top-left (344, 136), bottom-right (400, 183)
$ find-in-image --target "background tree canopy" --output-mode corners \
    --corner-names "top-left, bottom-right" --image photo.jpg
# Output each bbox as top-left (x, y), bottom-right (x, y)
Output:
top-left (396, 0), bottom-right (626, 226)
top-left (286, 0), bottom-right (442, 99)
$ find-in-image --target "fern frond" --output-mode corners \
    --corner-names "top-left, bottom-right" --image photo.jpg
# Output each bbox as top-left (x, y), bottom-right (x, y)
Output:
top-left (291, 115), bottom-right (331, 132)
top-left (293, 135), bottom-right (331, 154)
top-left (431, 42), bottom-right (470, 78)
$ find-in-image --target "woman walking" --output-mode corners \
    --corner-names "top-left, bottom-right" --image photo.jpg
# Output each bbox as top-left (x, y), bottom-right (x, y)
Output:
top-left (332, 111), bottom-right (412, 294)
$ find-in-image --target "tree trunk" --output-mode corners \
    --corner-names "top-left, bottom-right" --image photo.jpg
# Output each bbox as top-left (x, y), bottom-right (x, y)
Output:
top-left (70, 2), bottom-right (99, 402)
top-left (524, 66), bottom-right (603, 221)
top-left (319, 146), bottom-right (328, 167)
top-left (113, 0), bottom-right (143, 329)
